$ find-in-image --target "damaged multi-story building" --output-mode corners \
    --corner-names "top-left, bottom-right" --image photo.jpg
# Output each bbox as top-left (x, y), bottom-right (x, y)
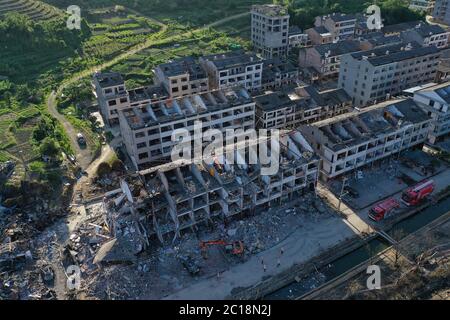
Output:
top-left (288, 26), bottom-right (311, 50)
top-left (305, 25), bottom-right (334, 46)
top-left (299, 98), bottom-right (432, 180)
top-left (104, 131), bottom-right (319, 243)
top-left (254, 85), bottom-right (352, 130)
top-left (119, 87), bottom-right (255, 168)
top-left (408, 82), bottom-right (450, 144)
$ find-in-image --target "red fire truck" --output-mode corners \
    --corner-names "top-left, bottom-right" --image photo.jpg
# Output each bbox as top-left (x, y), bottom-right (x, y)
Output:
top-left (401, 180), bottom-right (435, 206)
top-left (369, 198), bottom-right (401, 221)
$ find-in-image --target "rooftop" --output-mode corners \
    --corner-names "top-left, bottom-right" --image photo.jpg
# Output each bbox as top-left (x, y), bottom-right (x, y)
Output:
top-left (382, 20), bottom-right (422, 34)
top-left (262, 58), bottom-right (298, 84)
top-left (411, 22), bottom-right (448, 37)
top-left (301, 86), bottom-right (351, 107)
top-left (321, 13), bottom-right (357, 23)
top-left (254, 85), bottom-right (350, 112)
top-left (201, 51), bottom-right (263, 71)
top-left (311, 98), bottom-right (430, 151)
top-left (122, 87), bottom-right (253, 129)
top-left (359, 32), bottom-right (402, 47)
top-left (156, 56), bottom-right (207, 80)
top-left (128, 85), bottom-right (169, 104)
top-left (411, 81), bottom-right (450, 105)
top-left (311, 25), bottom-right (332, 36)
top-left (254, 91), bottom-right (298, 112)
top-left (289, 26), bottom-right (303, 36)
top-left (350, 42), bottom-right (440, 66)
top-left (93, 72), bottom-right (124, 88)
top-left (315, 40), bottom-right (361, 58)
top-left (251, 4), bottom-right (289, 17)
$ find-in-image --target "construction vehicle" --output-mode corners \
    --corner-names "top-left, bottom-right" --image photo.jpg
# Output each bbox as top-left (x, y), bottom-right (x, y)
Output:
top-left (369, 198), bottom-right (401, 221)
top-left (178, 255), bottom-right (200, 276)
top-left (401, 180), bottom-right (435, 206)
top-left (199, 240), bottom-right (244, 259)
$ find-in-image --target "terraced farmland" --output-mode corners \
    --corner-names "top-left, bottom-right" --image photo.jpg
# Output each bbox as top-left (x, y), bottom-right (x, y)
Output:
top-left (82, 8), bottom-right (163, 61)
top-left (0, 0), bottom-right (63, 21)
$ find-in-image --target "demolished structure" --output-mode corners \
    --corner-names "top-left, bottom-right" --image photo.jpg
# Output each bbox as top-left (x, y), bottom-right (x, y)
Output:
top-left (102, 132), bottom-right (319, 244)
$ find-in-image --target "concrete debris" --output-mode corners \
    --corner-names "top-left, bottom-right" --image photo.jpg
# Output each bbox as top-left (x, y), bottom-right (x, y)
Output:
top-left (93, 238), bottom-right (137, 265)
top-left (0, 161), bottom-right (15, 181)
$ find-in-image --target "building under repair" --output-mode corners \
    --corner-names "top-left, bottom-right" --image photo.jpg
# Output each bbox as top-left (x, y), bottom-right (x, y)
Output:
top-left (102, 131), bottom-right (319, 245)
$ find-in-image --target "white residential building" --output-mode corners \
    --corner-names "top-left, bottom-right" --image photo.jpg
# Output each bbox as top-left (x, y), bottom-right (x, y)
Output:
top-left (339, 42), bottom-right (441, 107)
top-left (315, 13), bottom-right (357, 42)
top-left (433, 0), bottom-right (450, 25)
top-left (199, 51), bottom-right (264, 91)
top-left (92, 72), bottom-right (130, 125)
top-left (154, 57), bottom-right (209, 98)
top-left (401, 22), bottom-right (449, 49)
top-left (119, 87), bottom-right (256, 168)
top-left (251, 4), bottom-right (290, 58)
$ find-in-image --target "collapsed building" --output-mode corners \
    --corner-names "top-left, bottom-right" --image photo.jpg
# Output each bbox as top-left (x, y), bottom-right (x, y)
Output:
top-left (103, 132), bottom-right (319, 243)
top-left (299, 98), bottom-right (432, 180)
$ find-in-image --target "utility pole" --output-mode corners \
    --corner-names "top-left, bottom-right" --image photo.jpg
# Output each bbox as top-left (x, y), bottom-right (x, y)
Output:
top-left (338, 177), bottom-right (349, 211)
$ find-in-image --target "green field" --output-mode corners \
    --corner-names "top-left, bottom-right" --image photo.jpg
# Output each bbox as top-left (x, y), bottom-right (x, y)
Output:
top-left (0, 0), bottom-right (63, 21)
top-left (42, 0), bottom-right (270, 26)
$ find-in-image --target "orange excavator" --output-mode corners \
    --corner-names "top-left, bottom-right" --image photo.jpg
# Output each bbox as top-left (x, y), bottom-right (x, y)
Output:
top-left (199, 240), bottom-right (244, 259)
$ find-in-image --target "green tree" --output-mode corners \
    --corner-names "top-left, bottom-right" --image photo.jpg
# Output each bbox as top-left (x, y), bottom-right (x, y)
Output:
top-left (39, 137), bottom-right (60, 158)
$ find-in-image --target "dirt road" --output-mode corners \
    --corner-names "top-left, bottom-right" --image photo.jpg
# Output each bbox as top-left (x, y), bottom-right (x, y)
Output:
top-left (45, 11), bottom-right (248, 170)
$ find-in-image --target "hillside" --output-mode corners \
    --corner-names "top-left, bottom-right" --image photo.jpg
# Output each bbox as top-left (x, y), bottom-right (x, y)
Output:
top-left (0, 0), bottom-right (63, 21)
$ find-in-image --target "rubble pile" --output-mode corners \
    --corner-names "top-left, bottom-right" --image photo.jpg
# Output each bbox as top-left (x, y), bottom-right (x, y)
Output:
top-left (0, 238), bottom-right (58, 300)
top-left (82, 171), bottom-right (124, 200)
top-left (225, 193), bottom-right (333, 254)
top-left (0, 161), bottom-right (15, 182)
